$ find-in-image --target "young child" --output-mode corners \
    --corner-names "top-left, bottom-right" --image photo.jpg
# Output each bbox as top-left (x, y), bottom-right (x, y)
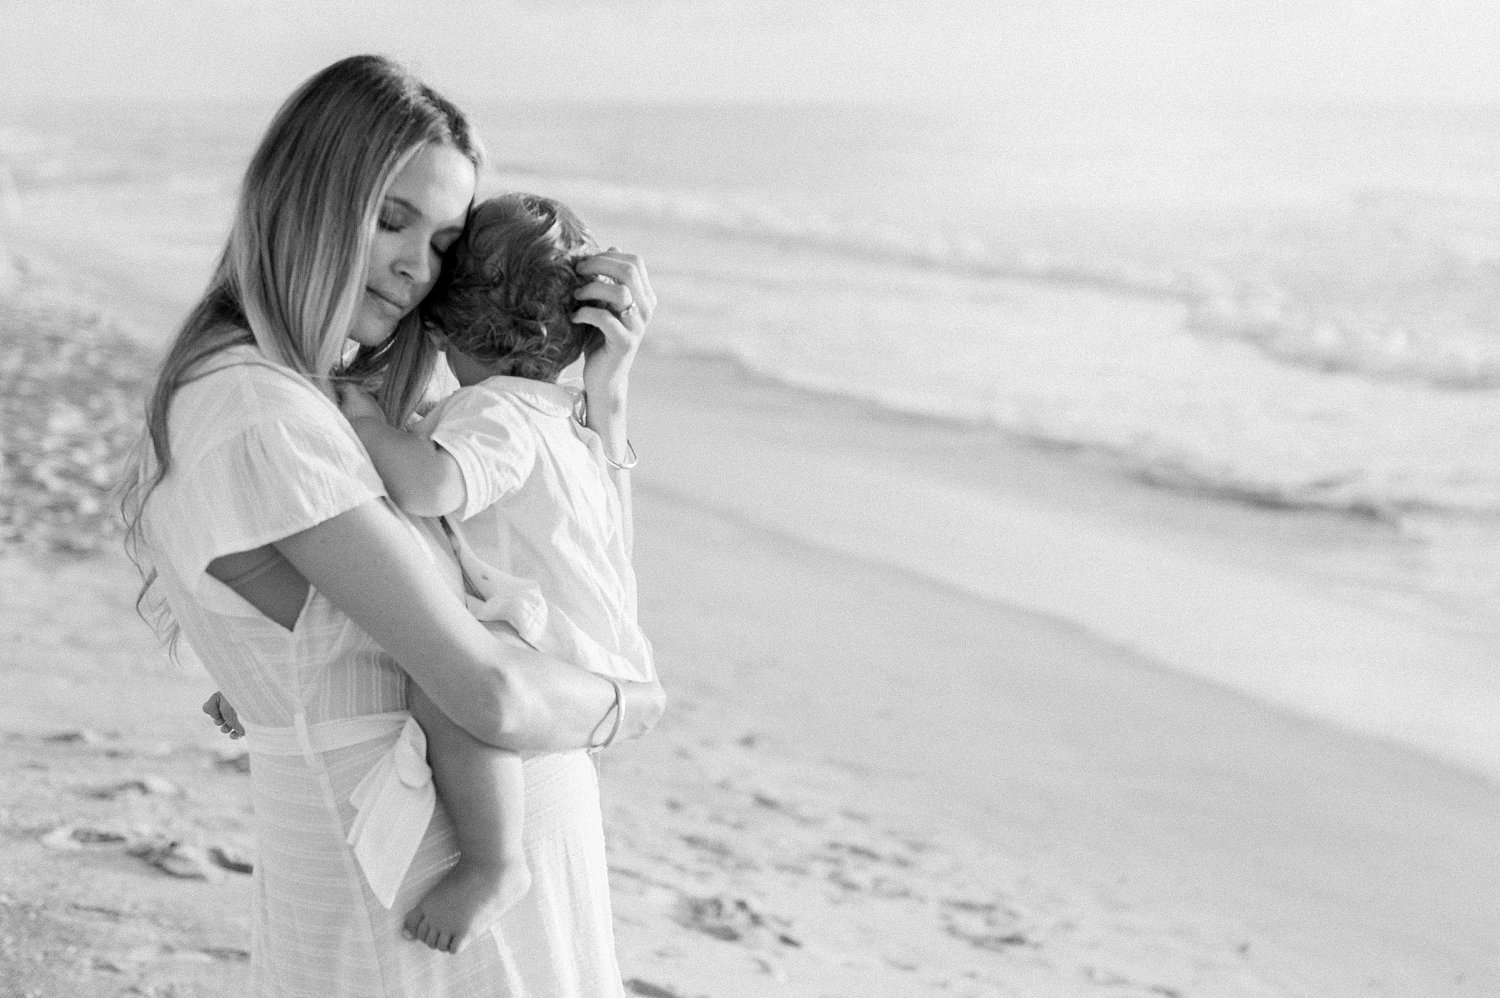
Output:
top-left (339, 192), bottom-right (654, 953)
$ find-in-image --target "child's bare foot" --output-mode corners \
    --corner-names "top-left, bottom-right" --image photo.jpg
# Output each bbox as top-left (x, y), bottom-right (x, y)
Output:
top-left (404, 855), bottom-right (531, 954)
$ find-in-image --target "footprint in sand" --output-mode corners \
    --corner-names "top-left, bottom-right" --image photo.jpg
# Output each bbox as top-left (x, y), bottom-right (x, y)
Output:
top-left (41, 729), bottom-right (112, 746)
top-left (678, 833), bottom-right (762, 873)
top-left (748, 791), bottom-right (820, 826)
top-left (672, 893), bottom-right (802, 949)
top-left (40, 824), bottom-right (129, 850)
top-left (127, 838), bottom-right (224, 881)
top-left (129, 837), bottom-right (256, 879)
top-left (82, 775), bottom-right (179, 799)
top-left (623, 979), bottom-right (689, 998)
top-left (210, 844), bottom-right (254, 874)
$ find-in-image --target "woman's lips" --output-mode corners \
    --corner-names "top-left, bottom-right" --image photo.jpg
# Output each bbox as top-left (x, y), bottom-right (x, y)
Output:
top-left (367, 287), bottom-right (413, 315)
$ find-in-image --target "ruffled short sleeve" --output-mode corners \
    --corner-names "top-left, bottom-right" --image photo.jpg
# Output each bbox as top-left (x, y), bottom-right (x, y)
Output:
top-left (424, 387), bottom-right (536, 522)
top-left (147, 352), bottom-right (386, 613)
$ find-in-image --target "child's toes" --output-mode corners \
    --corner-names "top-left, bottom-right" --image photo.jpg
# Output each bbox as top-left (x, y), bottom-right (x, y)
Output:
top-left (416, 915), bottom-right (442, 951)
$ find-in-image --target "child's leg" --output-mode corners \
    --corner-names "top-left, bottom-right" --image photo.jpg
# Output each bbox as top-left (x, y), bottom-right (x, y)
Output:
top-left (404, 682), bottom-right (532, 954)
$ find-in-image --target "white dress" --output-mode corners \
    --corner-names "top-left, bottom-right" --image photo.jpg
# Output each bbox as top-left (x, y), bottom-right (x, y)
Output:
top-left (138, 345), bottom-right (625, 997)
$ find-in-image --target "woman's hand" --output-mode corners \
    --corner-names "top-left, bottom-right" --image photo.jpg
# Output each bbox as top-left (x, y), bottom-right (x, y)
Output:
top-left (573, 248), bottom-right (655, 405)
top-left (617, 678), bottom-right (667, 745)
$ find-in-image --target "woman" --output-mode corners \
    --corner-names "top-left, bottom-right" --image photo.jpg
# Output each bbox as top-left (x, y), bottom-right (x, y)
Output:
top-left (119, 54), bottom-right (663, 996)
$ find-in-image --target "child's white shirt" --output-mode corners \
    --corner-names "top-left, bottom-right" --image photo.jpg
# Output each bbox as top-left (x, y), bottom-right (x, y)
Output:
top-left (419, 374), bottom-right (654, 683)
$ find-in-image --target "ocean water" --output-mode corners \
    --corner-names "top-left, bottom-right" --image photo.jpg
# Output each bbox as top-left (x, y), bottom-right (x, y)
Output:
top-left (472, 101), bottom-right (1500, 522)
top-left (6, 100), bottom-right (1499, 523)
top-left (2, 98), bottom-right (1498, 776)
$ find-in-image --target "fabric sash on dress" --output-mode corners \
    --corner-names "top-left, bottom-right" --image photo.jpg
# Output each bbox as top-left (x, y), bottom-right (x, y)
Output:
top-left (242, 711), bottom-right (435, 909)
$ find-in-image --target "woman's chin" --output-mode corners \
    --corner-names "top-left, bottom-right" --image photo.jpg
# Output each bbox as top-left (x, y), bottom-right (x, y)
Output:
top-left (348, 315), bottom-right (399, 349)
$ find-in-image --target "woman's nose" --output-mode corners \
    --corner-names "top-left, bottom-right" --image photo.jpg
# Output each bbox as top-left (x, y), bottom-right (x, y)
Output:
top-left (394, 239), bottom-right (433, 287)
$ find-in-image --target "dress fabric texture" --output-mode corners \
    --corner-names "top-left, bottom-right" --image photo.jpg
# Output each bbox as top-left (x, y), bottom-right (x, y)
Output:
top-left (137, 345), bottom-right (625, 997)
top-left (422, 375), bottom-right (654, 685)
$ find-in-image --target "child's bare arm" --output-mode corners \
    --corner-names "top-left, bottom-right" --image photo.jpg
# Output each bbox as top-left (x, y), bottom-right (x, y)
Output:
top-left (339, 387), bottom-right (465, 518)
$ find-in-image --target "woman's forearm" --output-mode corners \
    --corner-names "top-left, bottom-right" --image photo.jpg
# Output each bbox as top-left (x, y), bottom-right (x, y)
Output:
top-left (273, 500), bottom-right (661, 750)
top-left (576, 247), bottom-right (649, 558)
top-left (584, 380), bottom-right (634, 557)
top-left (482, 622), bottom-right (663, 752)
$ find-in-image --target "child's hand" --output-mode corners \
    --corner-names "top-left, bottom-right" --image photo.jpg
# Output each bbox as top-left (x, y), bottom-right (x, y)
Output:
top-left (338, 384), bottom-right (386, 425)
top-left (202, 691), bottom-right (245, 739)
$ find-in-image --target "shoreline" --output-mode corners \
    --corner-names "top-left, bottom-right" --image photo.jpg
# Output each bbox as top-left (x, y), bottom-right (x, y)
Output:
top-left (628, 345), bottom-right (1500, 787)
top-left (4, 235), bottom-right (1497, 781)
top-left (1, 236), bottom-right (1498, 994)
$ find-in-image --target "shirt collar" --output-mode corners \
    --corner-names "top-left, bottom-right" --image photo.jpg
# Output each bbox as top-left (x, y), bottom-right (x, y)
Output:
top-left (476, 375), bottom-right (581, 419)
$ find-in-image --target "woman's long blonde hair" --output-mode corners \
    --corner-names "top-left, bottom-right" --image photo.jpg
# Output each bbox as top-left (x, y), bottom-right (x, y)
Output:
top-left (120, 54), bottom-right (482, 639)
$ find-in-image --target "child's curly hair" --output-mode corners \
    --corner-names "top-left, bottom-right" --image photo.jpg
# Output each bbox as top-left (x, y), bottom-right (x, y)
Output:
top-left (422, 192), bottom-right (603, 381)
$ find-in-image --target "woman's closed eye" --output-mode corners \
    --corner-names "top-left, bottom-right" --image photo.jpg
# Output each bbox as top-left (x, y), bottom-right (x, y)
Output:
top-left (376, 224), bottom-right (450, 268)
top-left (377, 200), bottom-right (410, 231)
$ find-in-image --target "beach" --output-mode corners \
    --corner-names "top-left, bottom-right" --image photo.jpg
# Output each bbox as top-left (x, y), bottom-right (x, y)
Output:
top-left (1, 245), bottom-right (1498, 996)
top-left (3, 94), bottom-right (1500, 996)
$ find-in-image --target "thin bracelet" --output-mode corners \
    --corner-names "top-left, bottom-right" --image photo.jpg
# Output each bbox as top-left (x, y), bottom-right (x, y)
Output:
top-left (573, 391), bottom-right (638, 470)
top-left (600, 439), bottom-right (638, 471)
top-left (588, 677), bottom-right (624, 754)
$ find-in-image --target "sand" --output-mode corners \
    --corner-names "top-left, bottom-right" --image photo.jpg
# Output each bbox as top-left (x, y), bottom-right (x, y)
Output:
top-left (1, 240), bottom-right (1498, 997)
